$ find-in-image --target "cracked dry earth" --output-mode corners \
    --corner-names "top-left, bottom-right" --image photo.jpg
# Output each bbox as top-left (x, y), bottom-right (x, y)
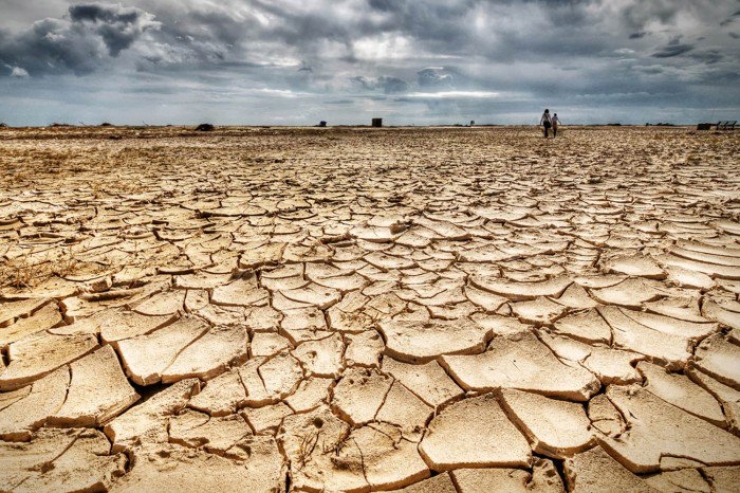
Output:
top-left (1, 125), bottom-right (740, 493)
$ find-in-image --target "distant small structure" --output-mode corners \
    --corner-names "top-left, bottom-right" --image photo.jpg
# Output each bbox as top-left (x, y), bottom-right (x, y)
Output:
top-left (470, 120), bottom-right (475, 126)
top-left (195, 123), bottom-right (215, 131)
top-left (319, 121), bottom-right (327, 127)
top-left (697, 121), bottom-right (736, 131)
top-left (372, 118), bottom-right (383, 128)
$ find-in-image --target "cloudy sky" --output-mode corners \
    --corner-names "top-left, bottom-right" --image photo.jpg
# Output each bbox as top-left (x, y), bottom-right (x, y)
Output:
top-left (0, 0), bottom-right (739, 126)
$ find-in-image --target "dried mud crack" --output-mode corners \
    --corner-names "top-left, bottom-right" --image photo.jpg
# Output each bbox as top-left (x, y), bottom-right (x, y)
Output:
top-left (1, 125), bottom-right (740, 492)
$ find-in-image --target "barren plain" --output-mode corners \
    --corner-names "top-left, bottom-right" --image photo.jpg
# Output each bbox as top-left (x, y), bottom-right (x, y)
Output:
top-left (1, 125), bottom-right (739, 492)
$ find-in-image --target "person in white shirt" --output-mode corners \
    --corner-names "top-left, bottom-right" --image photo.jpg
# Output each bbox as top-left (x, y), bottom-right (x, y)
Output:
top-left (552, 113), bottom-right (561, 137)
top-left (540, 109), bottom-right (552, 138)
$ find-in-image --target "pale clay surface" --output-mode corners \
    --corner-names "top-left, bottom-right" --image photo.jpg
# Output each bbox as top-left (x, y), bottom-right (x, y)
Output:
top-left (1, 125), bottom-right (740, 491)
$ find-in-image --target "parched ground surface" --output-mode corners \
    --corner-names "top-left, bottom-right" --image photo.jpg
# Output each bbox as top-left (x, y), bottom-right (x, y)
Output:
top-left (1, 125), bottom-right (740, 493)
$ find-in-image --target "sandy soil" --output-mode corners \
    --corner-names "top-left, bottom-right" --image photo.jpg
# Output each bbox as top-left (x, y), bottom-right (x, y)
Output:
top-left (0, 125), bottom-right (739, 492)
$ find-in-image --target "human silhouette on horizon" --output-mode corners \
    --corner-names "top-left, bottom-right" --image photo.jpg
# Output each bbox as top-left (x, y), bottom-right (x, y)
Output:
top-left (540, 109), bottom-right (552, 138)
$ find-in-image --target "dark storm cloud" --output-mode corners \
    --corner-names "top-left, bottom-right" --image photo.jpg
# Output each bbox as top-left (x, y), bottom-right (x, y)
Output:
top-left (0, 2), bottom-right (159, 75)
top-left (0, 0), bottom-right (739, 125)
top-left (720, 9), bottom-right (740, 26)
top-left (2, 1), bottom-right (734, 75)
top-left (701, 68), bottom-right (740, 83)
top-left (133, 12), bottom-right (250, 67)
top-left (364, 0), bottom-right (475, 41)
top-left (69, 3), bottom-right (154, 56)
top-left (621, 1), bottom-right (683, 31)
top-left (636, 66), bottom-right (665, 75)
top-left (617, 0), bottom-right (734, 32)
top-left (253, 6), bottom-right (351, 45)
top-left (70, 4), bottom-right (140, 24)
top-left (690, 50), bottom-right (724, 64)
top-left (377, 77), bottom-right (409, 94)
top-left (652, 43), bottom-right (695, 58)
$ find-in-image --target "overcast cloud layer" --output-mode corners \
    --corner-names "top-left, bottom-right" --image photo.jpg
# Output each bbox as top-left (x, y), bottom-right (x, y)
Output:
top-left (1, 0), bottom-right (739, 126)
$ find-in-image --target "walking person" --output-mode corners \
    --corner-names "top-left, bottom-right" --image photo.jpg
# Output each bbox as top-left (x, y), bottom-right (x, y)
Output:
top-left (540, 109), bottom-right (552, 138)
top-left (551, 113), bottom-right (560, 139)
top-left (552, 113), bottom-right (561, 137)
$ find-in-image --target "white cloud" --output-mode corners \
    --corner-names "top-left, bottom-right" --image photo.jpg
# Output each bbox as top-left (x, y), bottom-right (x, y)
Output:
top-left (255, 88), bottom-right (306, 98)
top-left (404, 91), bottom-right (499, 99)
top-left (353, 34), bottom-right (413, 61)
top-left (10, 66), bottom-right (29, 78)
